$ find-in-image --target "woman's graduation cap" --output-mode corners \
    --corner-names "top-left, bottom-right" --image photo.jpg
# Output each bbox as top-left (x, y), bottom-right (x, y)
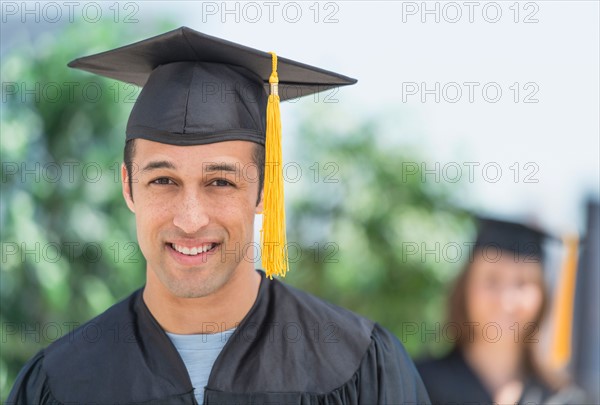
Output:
top-left (474, 217), bottom-right (551, 263)
top-left (68, 26), bottom-right (356, 278)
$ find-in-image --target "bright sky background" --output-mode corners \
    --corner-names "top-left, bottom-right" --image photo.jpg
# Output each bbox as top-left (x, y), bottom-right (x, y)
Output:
top-left (3, 1), bottom-right (599, 235)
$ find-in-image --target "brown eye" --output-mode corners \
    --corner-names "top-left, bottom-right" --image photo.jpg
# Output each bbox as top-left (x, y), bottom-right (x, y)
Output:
top-left (210, 179), bottom-right (233, 187)
top-left (515, 279), bottom-right (527, 289)
top-left (483, 276), bottom-right (499, 289)
top-left (151, 178), bottom-right (173, 185)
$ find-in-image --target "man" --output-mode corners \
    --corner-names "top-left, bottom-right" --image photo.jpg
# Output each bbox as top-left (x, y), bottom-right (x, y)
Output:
top-left (8, 27), bottom-right (430, 404)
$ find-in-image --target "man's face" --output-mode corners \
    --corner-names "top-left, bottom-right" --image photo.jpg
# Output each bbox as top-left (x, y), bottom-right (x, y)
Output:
top-left (122, 139), bottom-right (263, 298)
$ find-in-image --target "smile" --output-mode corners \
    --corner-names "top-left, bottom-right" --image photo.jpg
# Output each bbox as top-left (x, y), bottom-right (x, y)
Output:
top-left (170, 243), bottom-right (218, 256)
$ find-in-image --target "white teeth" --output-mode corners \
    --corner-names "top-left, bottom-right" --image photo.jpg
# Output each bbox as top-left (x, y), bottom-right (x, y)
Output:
top-left (172, 243), bottom-right (214, 256)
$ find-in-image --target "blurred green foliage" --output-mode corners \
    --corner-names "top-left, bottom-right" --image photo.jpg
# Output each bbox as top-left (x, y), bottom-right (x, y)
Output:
top-left (283, 106), bottom-right (472, 355)
top-left (1, 23), bottom-right (470, 400)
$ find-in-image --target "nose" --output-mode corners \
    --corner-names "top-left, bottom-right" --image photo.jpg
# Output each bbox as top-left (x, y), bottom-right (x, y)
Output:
top-left (172, 188), bottom-right (210, 234)
top-left (499, 286), bottom-right (519, 314)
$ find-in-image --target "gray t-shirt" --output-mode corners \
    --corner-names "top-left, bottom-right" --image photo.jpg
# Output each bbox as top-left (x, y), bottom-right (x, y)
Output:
top-left (166, 328), bottom-right (236, 404)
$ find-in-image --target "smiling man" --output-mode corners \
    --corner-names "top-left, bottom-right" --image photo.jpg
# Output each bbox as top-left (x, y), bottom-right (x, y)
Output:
top-left (8, 27), bottom-right (430, 405)
top-left (129, 140), bottom-right (264, 335)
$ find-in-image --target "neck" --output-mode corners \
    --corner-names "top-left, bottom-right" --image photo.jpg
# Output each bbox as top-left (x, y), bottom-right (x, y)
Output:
top-left (143, 267), bottom-right (262, 334)
top-left (463, 338), bottom-right (525, 393)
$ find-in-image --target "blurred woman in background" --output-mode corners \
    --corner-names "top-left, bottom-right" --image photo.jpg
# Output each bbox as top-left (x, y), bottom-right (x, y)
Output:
top-left (417, 218), bottom-right (586, 404)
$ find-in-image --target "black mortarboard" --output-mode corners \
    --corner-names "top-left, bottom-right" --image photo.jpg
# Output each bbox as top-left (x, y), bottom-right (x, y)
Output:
top-left (67, 26), bottom-right (356, 146)
top-left (67, 27), bottom-right (356, 279)
top-left (474, 217), bottom-right (550, 263)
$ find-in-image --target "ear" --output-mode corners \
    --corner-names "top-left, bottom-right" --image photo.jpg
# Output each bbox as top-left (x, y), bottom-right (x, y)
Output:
top-left (121, 163), bottom-right (135, 213)
top-left (255, 189), bottom-right (264, 215)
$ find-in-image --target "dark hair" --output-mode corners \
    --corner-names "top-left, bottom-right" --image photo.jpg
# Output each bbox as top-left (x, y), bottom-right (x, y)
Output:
top-left (447, 248), bottom-right (549, 377)
top-left (123, 139), bottom-right (264, 204)
top-left (252, 142), bottom-right (265, 205)
top-left (123, 139), bottom-right (137, 201)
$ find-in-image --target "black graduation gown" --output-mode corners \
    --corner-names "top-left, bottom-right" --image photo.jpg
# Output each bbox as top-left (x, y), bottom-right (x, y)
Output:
top-left (417, 349), bottom-right (559, 405)
top-left (8, 270), bottom-right (431, 404)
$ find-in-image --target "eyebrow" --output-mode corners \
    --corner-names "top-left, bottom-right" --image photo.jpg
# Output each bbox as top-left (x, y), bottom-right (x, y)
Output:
top-left (141, 161), bottom-right (241, 174)
top-left (142, 160), bottom-right (177, 172)
top-left (203, 163), bottom-right (239, 173)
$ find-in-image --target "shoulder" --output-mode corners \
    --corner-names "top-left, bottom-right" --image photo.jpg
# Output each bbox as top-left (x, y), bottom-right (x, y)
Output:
top-left (415, 349), bottom-right (465, 400)
top-left (7, 291), bottom-right (142, 404)
top-left (544, 384), bottom-right (589, 405)
top-left (264, 277), bottom-right (378, 359)
top-left (523, 376), bottom-right (588, 405)
top-left (274, 280), bottom-right (429, 404)
top-left (43, 289), bottom-right (140, 365)
top-left (33, 289), bottom-right (149, 403)
top-left (356, 323), bottom-right (431, 403)
top-left (6, 350), bottom-right (54, 404)
top-left (416, 348), bottom-right (463, 381)
top-left (266, 276), bottom-right (375, 337)
top-left (211, 275), bottom-right (428, 399)
top-left (416, 349), bottom-right (496, 404)
top-left (266, 277), bottom-right (424, 365)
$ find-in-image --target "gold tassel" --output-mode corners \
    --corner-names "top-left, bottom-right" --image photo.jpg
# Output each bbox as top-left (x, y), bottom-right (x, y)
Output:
top-left (260, 52), bottom-right (289, 279)
top-left (549, 235), bottom-right (579, 370)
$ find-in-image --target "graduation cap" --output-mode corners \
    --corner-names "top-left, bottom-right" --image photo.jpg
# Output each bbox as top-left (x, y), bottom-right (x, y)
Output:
top-left (68, 26), bottom-right (357, 278)
top-left (474, 217), bottom-right (551, 263)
